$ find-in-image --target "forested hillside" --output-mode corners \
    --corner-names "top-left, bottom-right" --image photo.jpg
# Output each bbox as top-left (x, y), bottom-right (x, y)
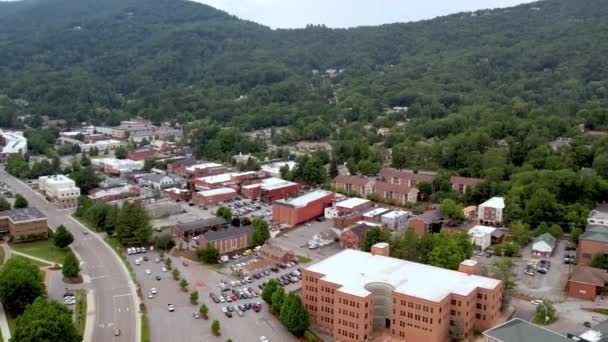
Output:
top-left (1, 0), bottom-right (608, 230)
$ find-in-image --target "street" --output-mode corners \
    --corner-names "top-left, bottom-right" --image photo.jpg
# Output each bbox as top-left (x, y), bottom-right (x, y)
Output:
top-left (0, 168), bottom-right (139, 342)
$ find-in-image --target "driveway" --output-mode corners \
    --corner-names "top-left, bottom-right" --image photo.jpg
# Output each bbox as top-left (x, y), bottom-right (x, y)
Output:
top-left (127, 250), bottom-right (297, 342)
top-left (270, 221), bottom-right (342, 263)
top-left (514, 240), bottom-right (571, 302)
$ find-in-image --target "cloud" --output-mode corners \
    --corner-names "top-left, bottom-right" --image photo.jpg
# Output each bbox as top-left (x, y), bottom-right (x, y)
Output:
top-left (193, 0), bottom-right (538, 28)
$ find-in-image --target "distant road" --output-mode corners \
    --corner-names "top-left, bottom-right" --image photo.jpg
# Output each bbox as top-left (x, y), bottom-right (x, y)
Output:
top-left (0, 169), bottom-right (139, 342)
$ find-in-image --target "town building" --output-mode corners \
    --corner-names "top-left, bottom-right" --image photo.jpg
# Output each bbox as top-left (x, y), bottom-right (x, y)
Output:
top-left (381, 210), bottom-right (409, 232)
top-left (92, 158), bottom-right (144, 175)
top-left (588, 204), bottom-right (608, 227)
top-left (463, 206), bottom-right (478, 220)
top-left (111, 119), bottom-right (156, 139)
top-left (166, 158), bottom-right (197, 177)
top-left (261, 161), bottom-right (297, 178)
top-left (572, 318), bottom-right (608, 342)
top-left (450, 176), bottom-right (483, 194)
top-left (137, 174), bottom-right (184, 190)
top-left (0, 129), bottom-right (27, 161)
top-left (80, 139), bottom-right (125, 154)
top-left (164, 188), bottom-right (192, 202)
top-left (194, 171), bottom-right (257, 190)
top-left (567, 266), bottom-right (608, 301)
top-left (171, 217), bottom-right (228, 240)
top-left (531, 233), bottom-right (557, 257)
top-left (192, 188), bottom-right (238, 207)
top-left (272, 190), bottom-right (335, 226)
top-left (408, 209), bottom-right (443, 236)
top-left (336, 198), bottom-right (372, 216)
top-left (469, 225), bottom-right (496, 252)
top-left (260, 244), bottom-right (295, 264)
top-left (333, 175), bottom-right (419, 204)
top-left (362, 207), bottom-right (391, 223)
top-left (483, 318), bottom-right (571, 342)
top-left (302, 243), bottom-right (502, 342)
top-left (38, 175), bottom-right (81, 208)
top-left (127, 146), bottom-right (161, 161)
top-left (381, 168), bottom-right (436, 188)
top-left (241, 177), bottom-right (300, 202)
top-left (478, 197), bottom-right (505, 227)
top-left (88, 185), bottom-right (140, 202)
top-left (296, 141), bottom-right (332, 152)
top-left (576, 225), bottom-right (608, 266)
top-left (340, 223), bottom-right (373, 249)
top-left (197, 225), bottom-right (253, 254)
top-left (0, 207), bottom-right (48, 242)
top-left (185, 162), bottom-right (227, 178)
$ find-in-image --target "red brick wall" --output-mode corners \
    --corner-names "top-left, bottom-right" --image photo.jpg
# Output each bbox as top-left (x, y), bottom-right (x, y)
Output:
top-left (8, 220), bottom-right (49, 241)
top-left (241, 186), bottom-right (261, 199)
top-left (194, 166), bottom-right (227, 178)
top-left (272, 193), bottom-right (334, 226)
top-left (568, 280), bottom-right (598, 300)
top-left (198, 232), bottom-right (251, 254)
top-left (408, 218), bottom-right (427, 236)
top-left (333, 214), bottom-right (364, 229)
top-left (336, 201), bottom-right (372, 216)
top-left (264, 183), bottom-right (300, 201)
top-left (340, 230), bottom-right (361, 249)
top-left (192, 191), bottom-right (237, 207)
top-left (577, 240), bottom-right (608, 266)
top-left (127, 149), bottom-right (156, 161)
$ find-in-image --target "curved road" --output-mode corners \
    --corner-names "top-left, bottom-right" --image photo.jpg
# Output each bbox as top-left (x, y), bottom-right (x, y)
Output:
top-left (0, 169), bottom-right (139, 342)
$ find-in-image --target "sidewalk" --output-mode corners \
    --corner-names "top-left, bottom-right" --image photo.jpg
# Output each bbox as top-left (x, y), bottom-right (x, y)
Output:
top-left (0, 244), bottom-right (10, 342)
top-left (9, 250), bottom-right (56, 266)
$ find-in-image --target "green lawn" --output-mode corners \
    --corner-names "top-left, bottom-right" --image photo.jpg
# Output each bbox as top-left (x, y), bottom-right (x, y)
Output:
top-left (12, 255), bottom-right (51, 267)
top-left (141, 312), bottom-right (150, 342)
top-left (74, 290), bottom-right (87, 336)
top-left (0, 247), bottom-right (5, 265)
top-left (11, 239), bottom-right (70, 264)
top-left (7, 316), bottom-right (16, 334)
top-left (297, 255), bottom-right (313, 264)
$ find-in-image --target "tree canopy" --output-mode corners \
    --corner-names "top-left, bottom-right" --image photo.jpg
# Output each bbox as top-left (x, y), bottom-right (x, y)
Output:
top-left (0, 257), bottom-right (46, 317)
top-left (11, 297), bottom-right (81, 342)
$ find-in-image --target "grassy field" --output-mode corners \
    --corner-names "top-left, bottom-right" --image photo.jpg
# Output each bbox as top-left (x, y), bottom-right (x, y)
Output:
top-left (74, 290), bottom-right (87, 336)
top-left (297, 255), bottom-right (313, 264)
top-left (11, 255), bottom-right (51, 267)
top-left (11, 239), bottom-right (69, 264)
top-left (141, 312), bottom-right (150, 342)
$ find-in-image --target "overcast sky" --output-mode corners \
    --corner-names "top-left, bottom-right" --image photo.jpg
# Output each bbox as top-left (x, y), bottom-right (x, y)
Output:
top-left (193, 0), bottom-right (538, 29)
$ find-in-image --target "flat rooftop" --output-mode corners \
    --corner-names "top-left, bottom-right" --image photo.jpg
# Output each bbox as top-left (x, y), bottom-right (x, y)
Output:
top-left (197, 173), bottom-right (234, 184)
top-left (480, 196), bottom-right (505, 209)
top-left (277, 190), bottom-right (333, 208)
top-left (0, 207), bottom-right (46, 222)
top-left (185, 162), bottom-right (223, 172)
top-left (363, 207), bottom-right (391, 217)
top-left (381, 210), bottom-right (408, 219)
top-left (336, 197), bottom-right (370, 209)
top-left (260, 177), bottom-right (297, 191)
top-left (306, 249), bottom-right (500, 301)
top-left (483, 318), bottom-right (571, 342)
top-left (198, 188), bottom-right (236, 196)
top-left (42, 175), bottom-right (74, 184)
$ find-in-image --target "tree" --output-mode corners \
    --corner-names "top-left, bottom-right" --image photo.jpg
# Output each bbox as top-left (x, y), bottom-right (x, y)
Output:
top-left (114, 146), bottom-right (128, 159)
top-left (533, 302), bottom-right (557, 325)
top-left (427, 233), bottom-right (472, 270)
top-left (262, 279), bottom-right (279, 304)
top-left (391, 229), bottom-right (420, 261)
top-left (570, 227), bottom-right (583, 243)
top-left (62, 252), bottom-right (80, 279)
top-left (417, 181), bottom-right (433, 199)
top-left (154, 234), bottom-right (175, 250)
top-left (252, 218), bottom-right (271, 246)
top-left (329, 155), bottom-right (339, 179)
top-left (199, 304), bottom-right (209, 320)
top-left (360, 227), bottom-right (391, 252)
top-left (271, 286), bottom-right (285, 314)
top-left (190, 291), bottom-right (199, 304)
top-left (590, 254), bottom-right (608, 270)
top-left (11, 298), bottom-right (81, 342)
top-left (509, 221), bottom-right (532, 246)
top-left (164, 257), bottom-right (172, 269)
top-left (216, 206), bottom-right (232, 222)
top-left (0, 257), bottom-right (46, 317)
top-left (440, 199), bottom-right (464, 220)
top-left (211, 320), bottom-right (221, 336)
top-left (115, 202), bottom-right (153, 246)
top-left (196, 244), bottom-right (220, 264)
top-left (279, 293), bottom-right (310, 336)
top-left (179, 278), bottom-right (189, 291)
top-left (171, 268), bottom-right (180, 280)
top-left (549, 224), bottom-right (563, 238)
top-left (70, 166), bottom-right (101, 194)
top-left (53, 225), bottom-right (74, 248)
top-left (0, 197), bottom-right (11, 211)
top-left (13, 194), bottom-right (28, 209)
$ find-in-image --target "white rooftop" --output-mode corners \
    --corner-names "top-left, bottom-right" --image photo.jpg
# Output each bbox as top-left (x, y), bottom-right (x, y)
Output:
top-left (356, 221), bottom-right (383, 227)
top-left (363, 208), bottom-right (391, 218)
top-left (480, 196), bottom-right (505, 209)
top-left (0, 130), bottom-right (27, 154)
top-left (165, 187), bottom-right (189, 194)
top-left (461, 259), bottom-right (478, 267)
top-left (336, 197), bottom-right (370, 209)
top-left (260, 177), bottom-right (297, 191)
top-left (280, 190), bottom-right (333, 208)
top-left (261, 161), bottom-right (297, 174)
top-left (469, 225), bottom-right (496, 238)
top-left (42, 175), bottom-right (75, 184)
top-left (185, 162), bottom-right (223, 172)
top-left (83, 139), bottom-right (122, 146)
top-left (199, 188), bottom-right (236, 196)
top-left (380, 210), bottom-right (408, 219)
top-left (306, 249), bottom-right (501, 300)
top-left (197, 173), bottom-right (234, 184)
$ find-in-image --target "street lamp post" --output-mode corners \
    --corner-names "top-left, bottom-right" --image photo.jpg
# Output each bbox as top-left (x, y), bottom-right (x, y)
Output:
top-left (540, 303), bottom-right (549, 324)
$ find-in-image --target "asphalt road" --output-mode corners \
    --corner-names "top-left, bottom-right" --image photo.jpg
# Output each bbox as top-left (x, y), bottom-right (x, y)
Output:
top-left (0, 168), bottom-right (139, 342)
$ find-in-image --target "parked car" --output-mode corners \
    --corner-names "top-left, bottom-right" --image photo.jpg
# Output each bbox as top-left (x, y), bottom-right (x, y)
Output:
top-left (584, 321), bottom-right (592, 328)
top-left (225, 312), bottom-right (233, 318)
top-left (167, 304), bottom-right (175, 312)
top-left (531, 300), bottom-right (543, 305)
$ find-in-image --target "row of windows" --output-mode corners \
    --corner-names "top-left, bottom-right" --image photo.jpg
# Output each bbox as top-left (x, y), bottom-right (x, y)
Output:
top-left (339, 298), bottom-right (366, 308)
top-left (321, 306), bottom-right (333, 314)
top-left (395, 299), bottom-right (435, 313)
top-left (337, 329), bottom-right (365, 340)
top-left (338, 319), bottom-right (362, 329)
top-left (321, 296), bottom-right (334, 304)
top-left (320, 316), bottom-right (333, 324)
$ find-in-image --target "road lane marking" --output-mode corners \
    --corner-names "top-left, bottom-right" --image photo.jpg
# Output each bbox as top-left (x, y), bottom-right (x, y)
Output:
top-left (113, 294), bottom-right (132, 298)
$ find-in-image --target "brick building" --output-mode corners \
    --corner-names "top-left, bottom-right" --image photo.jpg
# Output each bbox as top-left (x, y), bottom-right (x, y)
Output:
top-left (186, 162), bottom-right (228, 178)
top-left (576, 225), bottom-right (608, 266)
top-left (241, 178), bottom-right (299, 202)
top-left (0, 208), bottom-right (49, 242)
top-left (164, 188), bottom-right (192, 202)
top-left (171, 217), bottom-right (228, 240)
top-left (127, 146), bottom-right (159, 161)
top-left (478, 197), bottom-right (505, 227)
top-left (166, 158), bottom-right (197, 177)
top-left (260, 244), bottom-right (295, 264)
top-left (301, 243), bottom-right (502, 342)
top-left (408, 209), bottom-right (444, 236)
top-left (192, 188), bottom-right (238, 207)
top-left (340, 224), bottom-right (373, 249)
top-left (567, 266), bottom-right (608, 301)
top-left (450, 176), bottom-right (482, 194)
top-left (336, 198), bottom-right (372, 216)
top-left (333, 175), bottom-right (419, 204)
top-left (272, 190), bottom-right (335, 226)
top-left (302, 243), bottom-right (502, 342)
top-left (198, 225), bottom-right (253, 254)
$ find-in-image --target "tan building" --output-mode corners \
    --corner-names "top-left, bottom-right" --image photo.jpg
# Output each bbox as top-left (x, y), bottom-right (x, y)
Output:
top-left (302, 243), bottom-right (502, 342)
top-left (0, 208), bottom-right (48, 242)
top-left (38, 175), bottom-right (80, 208)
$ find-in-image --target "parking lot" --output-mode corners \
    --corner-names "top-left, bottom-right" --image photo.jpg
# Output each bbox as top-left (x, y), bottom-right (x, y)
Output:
top-left (270, 220), bottom-right (342, 263)
top-left (126, 248), bottom-right (297, 342)
top-left (514, 240), bottom-right (571, 301)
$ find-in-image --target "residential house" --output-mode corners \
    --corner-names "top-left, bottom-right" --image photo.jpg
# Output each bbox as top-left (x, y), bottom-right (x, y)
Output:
top-left (340, 223), bottom-right (373, 249)
top-left (260, 244), bottom-right (295, 264)
top-left (450, 176), bottom-right (482, 194)
top-left (567, 266), bottom-right (608, 301)
top-left (588, 204), bottom-right (608, 227)
top-left (295, 141), bottom-right (332, 152)
top-left (478, 197), bottom-right (505, 227)
top-left (333, 175), bottom-right (419, 204)
top-left (408, 209), bottom-right (443, 236)
top-left (469, 225), bottom-right (496, 252)
top-left (531, 233), bottom-right (557, 257)
top-left (577, 225), bottom-right (608, 266)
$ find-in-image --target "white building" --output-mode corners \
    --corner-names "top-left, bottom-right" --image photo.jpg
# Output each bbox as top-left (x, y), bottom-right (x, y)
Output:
top-left (92, 158), bottom-right (144, 175)
top-left (261, 161), bottom-right (297, 178)
top-left (81, 139), bottom-right (125, 154)
top-left (478, 197), bottom-right (505, 227)
top-left (38, 175), bottom-right (81, 208)
top-left (381, 210), bottom-right (409, 232)
top-left (0, 129), bottom-right (27, 160)
top-left (588, 204), bottom-right (608, 227)
top-left (138, 174), bottom-right (184, 190)
top-left (468, 225), bottom-right (496, 251)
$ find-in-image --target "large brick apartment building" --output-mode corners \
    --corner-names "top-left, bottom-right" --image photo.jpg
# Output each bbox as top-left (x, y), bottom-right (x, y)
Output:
top-left (301, 243), bottom-right (502, 342)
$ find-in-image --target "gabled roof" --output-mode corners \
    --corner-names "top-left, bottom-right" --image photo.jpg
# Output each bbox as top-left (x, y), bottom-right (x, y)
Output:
top-left (414, 209), bottom-right (443, 224)
top-left (533, 233), bottom-right (557, 249)
top-left (483, 318), bottom-right (571, 342)
top-left (581, 225), bottom-right (608, 243)
top-left (202, 225), bottom-right (252, 241)
top-left (348, 224), bottom-right (373, 239)
top-left (569, 266), bottom-right (608, 287)
top-left (175, 217), bottom-right (227, 232)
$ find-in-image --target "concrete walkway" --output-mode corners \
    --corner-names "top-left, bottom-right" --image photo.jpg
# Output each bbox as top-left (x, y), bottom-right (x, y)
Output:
top-left (0, 244), bottom-right (11, 342)
top-left (9, 250), bottom-right (56, 266)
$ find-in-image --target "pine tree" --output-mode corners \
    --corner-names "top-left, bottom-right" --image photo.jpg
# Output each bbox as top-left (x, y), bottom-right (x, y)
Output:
top-left (279, 293), bottom-right (310, 336)
top-left (271, 287), bottom-right (285, 315)
top-left (115, 202), bottom-right (153, 246)
top-left (53, 225), bottom-right (74, 248)
top-left (62, 252), bottom-right (80, 278)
